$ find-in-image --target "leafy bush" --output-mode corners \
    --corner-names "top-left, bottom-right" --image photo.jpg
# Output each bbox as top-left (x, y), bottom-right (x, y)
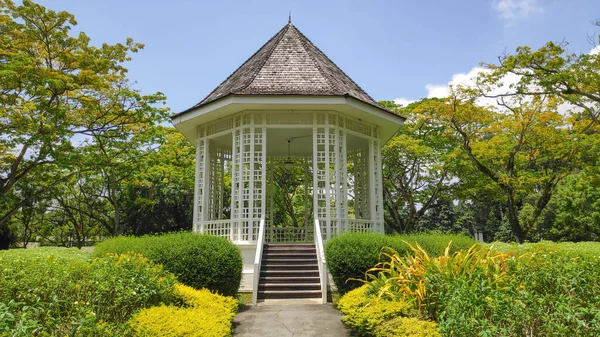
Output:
top-left (438, 246), bottom-right (600, 336)
top-left (336, 285), bottom-right (412, 336)
top-left (0, 248), bottom-right (177, 336)
top-left (129, 305), bottom-right (232, 337)
top-left (94, 232), bottom-right (243, 296)
top-left (174, 283), bottom-right (238, 319)
top-left (366, 243), bottom-right (511, 318)
top-left (130, 284), bottom-right (238, 337)
top-left (325, 232), bottom-right (475, 294)
top-left (374, 317), bottom-right (440, 337)
top-left (347, 241), bottom-right (600, 336)
top-left (75, 253), bottom-right (178, 323)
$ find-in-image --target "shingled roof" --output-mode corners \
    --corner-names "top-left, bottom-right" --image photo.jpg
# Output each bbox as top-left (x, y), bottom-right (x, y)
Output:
top-left (176, 23), bottom-right (395, 116)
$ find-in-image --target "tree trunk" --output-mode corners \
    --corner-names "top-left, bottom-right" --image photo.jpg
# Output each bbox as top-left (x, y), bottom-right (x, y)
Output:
top-left (506, 193), bottom-right (525, 243)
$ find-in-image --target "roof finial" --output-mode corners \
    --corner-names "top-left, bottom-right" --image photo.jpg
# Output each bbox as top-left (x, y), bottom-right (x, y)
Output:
top-left (288, 11), bottom-right (291, 24)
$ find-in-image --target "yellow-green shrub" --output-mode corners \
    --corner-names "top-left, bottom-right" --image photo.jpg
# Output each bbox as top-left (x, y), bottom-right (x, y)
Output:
top-left (374, 317), bottom-right (441, 337)
top-left (130, 305), bottom-right (231, 337)
top-left (130, 284), bottom-right (238, 337)
top-left (174, 283), bottom-right (238, 320)
top-left (337, 285), bottom-right (412, 336)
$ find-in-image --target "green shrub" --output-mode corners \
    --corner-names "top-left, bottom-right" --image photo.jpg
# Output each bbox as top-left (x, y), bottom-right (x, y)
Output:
top-left (326, 233), bottom-right (388, 294)
top-left (438, 247), bottom-right (600, 336)
top-left (174, 283), bottom-right (238, 319)
top-left (75, 253), bottom-right (178, 323)
top-left (0, 248), bottom-right (177, 336)
top-left (325, 232), bottom-right (475, 294)
top-left (374, 317), bottom-right (441, 337)
top-left (0, 247), bottom-right (89, 306)
top-left (129, 285), bottom-right (238, 337)
top-left (337, 285), bottom-right (412, 336)
top-left (94, 232), bottom-right (243, 296)
top-left (129, 305), bottom-right (232, 337)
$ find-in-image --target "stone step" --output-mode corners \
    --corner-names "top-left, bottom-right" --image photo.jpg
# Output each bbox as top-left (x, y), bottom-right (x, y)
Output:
top-left (261, 263), bottom-right (318, 270)
top-left (258, 289), bottom-right (322, 299)
top-left (264, 247), bottom-right (316, 254)
top-left (259, 282), bottom-right (321, 291)
top-left (259, 276), bottom-right (320, 283)
top-left (262, 252), bottom-right (317, 259)
top-left (260, 269), bottom-right (319, 277)
top-left (261, 258), bottom-right (317, 265)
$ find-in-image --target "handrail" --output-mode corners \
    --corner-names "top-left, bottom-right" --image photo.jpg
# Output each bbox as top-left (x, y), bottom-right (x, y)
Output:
top-left (252, 218), bottom-right (266, 304)
top-left (314, 218), bottom-right (328, 304)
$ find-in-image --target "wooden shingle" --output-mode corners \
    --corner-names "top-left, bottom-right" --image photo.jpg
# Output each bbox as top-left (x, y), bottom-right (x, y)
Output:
top-left (178, 23), bottom-right (392, 115)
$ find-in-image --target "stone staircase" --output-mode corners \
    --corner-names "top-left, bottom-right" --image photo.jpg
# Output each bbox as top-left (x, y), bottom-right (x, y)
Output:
top-left (258, 243), bottom-right (322, 300)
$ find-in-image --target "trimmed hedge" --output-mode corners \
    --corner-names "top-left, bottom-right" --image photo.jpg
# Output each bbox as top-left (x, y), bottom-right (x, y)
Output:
top-left (374, 317), bottom-right (441, 337)
top-left (130, 284), bottom-right (238, 337)
top-left (94, 232), bottom-right (243, 296)
top-left (325, 232), bottom-right (475, 294)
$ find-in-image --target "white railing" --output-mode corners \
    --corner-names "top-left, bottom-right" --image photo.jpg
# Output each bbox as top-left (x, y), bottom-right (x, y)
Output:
top-left (347, 219), bottom-right (375, 232)
top-left (314, 218), bottom-right (328, 304)
top-left (265, 226), bottom-right (314, 243)
top-left (252, 218), bottom-right (266, 304)
top-left (201, 220), bottom-right (233, 238)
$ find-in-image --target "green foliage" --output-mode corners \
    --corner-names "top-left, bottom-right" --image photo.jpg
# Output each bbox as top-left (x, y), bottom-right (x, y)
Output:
top-left (336, 285), bottom-right (412, 336)
top-left (0, 247), bottom-right (177, 336)
top-left (0, 0), bottom-right (168, 233)
top-left (541, 173), bottom-right (600, 241)
top-left (94, 232), bottom-right (243, 296)
top-left (129, 305), bottom-right (232, 337)
top-left (325, 232), bottom-right (475, 294)
top-left (374, 317), bottom-right (440, 337)
top-left (129, 284), bottom-right (238, 337)
top-left (344, 240), bottom-right (600, 336)
top-left (365, 243), bottom-right (511, 319)
top-left (380, 98), bottom-right (459, 233)
top-left (438, 244), bottom-right (600, 336)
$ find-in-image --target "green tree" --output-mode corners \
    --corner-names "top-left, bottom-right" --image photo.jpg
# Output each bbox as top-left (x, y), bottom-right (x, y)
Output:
top-left (425, 89), bottom-right (584, 243)
top-left (0, 0), bottom-right (167, 232)
top-left (380, 99), bottom-right (459, 233)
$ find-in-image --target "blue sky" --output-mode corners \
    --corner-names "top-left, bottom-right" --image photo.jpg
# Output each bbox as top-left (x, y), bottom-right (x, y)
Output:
top-left (35, 0), bottom-right (600, 113)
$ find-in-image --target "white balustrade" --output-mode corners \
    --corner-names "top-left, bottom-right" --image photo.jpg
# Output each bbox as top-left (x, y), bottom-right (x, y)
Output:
top-left (314, 218), bottom-right (328, 304)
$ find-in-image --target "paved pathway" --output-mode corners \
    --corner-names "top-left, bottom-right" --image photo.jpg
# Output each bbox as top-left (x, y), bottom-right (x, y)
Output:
top-left (233, 301), bottom-right (351, 337)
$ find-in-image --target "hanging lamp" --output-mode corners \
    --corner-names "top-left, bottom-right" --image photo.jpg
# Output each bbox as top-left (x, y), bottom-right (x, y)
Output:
top-left (284, 139), bottom-right (294, 169)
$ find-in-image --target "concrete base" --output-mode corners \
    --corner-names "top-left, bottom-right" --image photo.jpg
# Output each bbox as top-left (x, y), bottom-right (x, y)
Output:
top-left (238, 243), bottom-right (258, 292)
top-left (233, 303), bottom-right (351, 337)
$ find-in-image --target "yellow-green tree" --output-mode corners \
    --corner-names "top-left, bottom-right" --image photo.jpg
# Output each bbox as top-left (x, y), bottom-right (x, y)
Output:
top-left (0, 0), bottom-right (167, 231)
top-left (424, 90), bottom-right (586, 243)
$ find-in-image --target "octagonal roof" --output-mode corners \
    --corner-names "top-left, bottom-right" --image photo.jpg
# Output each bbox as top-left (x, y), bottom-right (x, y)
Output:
top-left (173, 22), bottom-right (401, 118)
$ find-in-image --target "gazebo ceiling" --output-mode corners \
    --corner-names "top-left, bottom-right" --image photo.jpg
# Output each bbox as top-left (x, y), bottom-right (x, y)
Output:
top-left (171, 22), bottom-right (405, 142)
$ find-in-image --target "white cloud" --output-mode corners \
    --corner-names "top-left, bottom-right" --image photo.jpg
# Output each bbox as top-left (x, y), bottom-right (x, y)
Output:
top-left (393, 97), bottom-right (415, 107)
top-left (493, 0), bottom-right (543, 23)
top-left (425, 67), bottom-right (490, 99)
top-left (590, 46), bottom-right (600, 55)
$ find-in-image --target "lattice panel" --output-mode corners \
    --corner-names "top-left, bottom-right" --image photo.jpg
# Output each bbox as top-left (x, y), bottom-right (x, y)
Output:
top-left (337, 129), bottom-right (348, 233)
top-left (251, 126), bottom-right (265, 241)
top-left (314, 128), bottom-right (328, 235)
top-left (204, 221), bottom-right (231, 238)
top-left (371, 139), bottom-right (384, 232)
top-left (351, 147), bottom-right (370, 220)
top-left (205, 116), bottom-right (234, 137)
top-left (328, 127), bottom-right (339, 238)
top-left (346, 118), bottom-right (372, 137)
top-left (194, 138), bottom-right (205, 224)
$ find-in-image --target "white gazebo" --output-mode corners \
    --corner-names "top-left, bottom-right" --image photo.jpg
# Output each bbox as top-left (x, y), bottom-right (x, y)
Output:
top-left (171, 22), bottom-right (404, 300)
